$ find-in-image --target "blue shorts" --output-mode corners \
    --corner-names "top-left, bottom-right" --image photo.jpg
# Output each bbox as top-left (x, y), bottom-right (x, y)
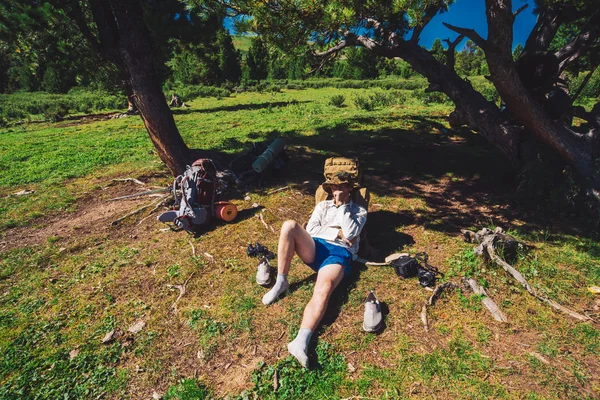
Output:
top-left (307, 238), bottom-right (352, 277)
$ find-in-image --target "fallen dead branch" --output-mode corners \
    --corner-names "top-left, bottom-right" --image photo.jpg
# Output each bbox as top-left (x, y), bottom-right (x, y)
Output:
top-left (111, 177), bottom-right (146, 185)
top-left (167, 272), bottom-right (195, 313)
top-left (428, 282), bottom-right (458, 306)
top-left (462, 227), bottom-right (592, 322)
top-left (111, 195), bottom-right (168, 226)
top-left (420, 305), bottom-right (429, 332)
top-left (273, 369), bottom-right (279, 391)
top-left (464, 278), bottom-right (508, 322)
top-left (267, 185), bottom-right (291, 195)
top-left (109, 187), bottom-right (169, 201)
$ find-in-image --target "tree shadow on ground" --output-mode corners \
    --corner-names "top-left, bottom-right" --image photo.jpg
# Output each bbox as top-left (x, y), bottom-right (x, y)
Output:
top-left (275, 117), bottom-right (521, 235)
top-left (171, 100), bottom-right (310, 116)
top-left (194, 110), bottom-right (596, 249)
top-left (364, 210), bottom-right (416, 261)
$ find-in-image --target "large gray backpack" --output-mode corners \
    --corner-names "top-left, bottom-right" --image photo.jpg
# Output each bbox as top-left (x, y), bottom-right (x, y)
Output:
top-left (158, 159), bottom-right (217, 231)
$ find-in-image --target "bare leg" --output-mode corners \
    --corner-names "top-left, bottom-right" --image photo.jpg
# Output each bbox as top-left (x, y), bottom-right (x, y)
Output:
top-left (262, 221), bottom-right (315, 305)
top-left (288, 263), bottom-right (345, 368)
top-left (276, 220), bottom-right (316, 274)
top-left (301, 264), bottom-right (345, 330)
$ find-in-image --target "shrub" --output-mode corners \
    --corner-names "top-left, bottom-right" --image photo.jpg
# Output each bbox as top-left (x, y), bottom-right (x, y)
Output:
top-left (354, 94), bottom-right (374, 111)
top-left (329, 95), bottom-right (345, 107)
top-left (413, 89), bottom-right (452, 105)
top-left (43, 103), bottom-right (69, 122)
top-left (369, 90), bottom-right (395, 107)
top-left (2, 104), bottom-right (27, 121)
top-left (168, 85), bottom-right (231, 100)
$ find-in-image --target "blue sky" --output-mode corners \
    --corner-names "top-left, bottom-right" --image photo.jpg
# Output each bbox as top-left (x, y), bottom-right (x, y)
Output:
top-left (419, 0), bottom-right (538, 50)
top-left (225, 0), bottom-right (538, 51)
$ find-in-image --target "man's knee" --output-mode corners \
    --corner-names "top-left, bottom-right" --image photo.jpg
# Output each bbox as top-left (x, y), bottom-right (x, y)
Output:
top-left (312, 282), bottom-right (334, 303)
top-left (281, 220), bottom-right (301, 235)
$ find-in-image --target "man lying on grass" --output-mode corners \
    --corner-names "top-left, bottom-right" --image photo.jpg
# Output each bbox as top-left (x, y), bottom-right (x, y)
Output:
top-left (261, 171), bottom-right (367, 368)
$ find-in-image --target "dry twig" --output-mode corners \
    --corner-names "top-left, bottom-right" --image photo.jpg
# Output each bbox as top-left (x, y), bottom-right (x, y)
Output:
top-left (188, 239), bottom-right (196, 257)
top-left (257, 212), bottom-right (275, 233)
top-left (111, 177), bottom-right (145, 185)
top-left (137, 195), bottom-right (171, 226)
top-left (420, 282), bottom-right (459, 331)
top-left (167, 272), bottom-right (195, 313)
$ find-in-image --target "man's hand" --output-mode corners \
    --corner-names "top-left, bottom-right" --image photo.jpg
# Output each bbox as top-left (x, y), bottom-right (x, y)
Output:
top-left (332, 186), bottom-right (350, 206)
top-left (337, 229), bottom-right (355, 247)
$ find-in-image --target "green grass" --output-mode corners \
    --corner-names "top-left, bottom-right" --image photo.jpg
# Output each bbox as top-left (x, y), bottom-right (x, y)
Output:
top-left (246, 342), bottom-right (347, 399)
top-left (1, 85), bottom-right (599, 399)
top-left (232, 35), bottom-right (253, 55)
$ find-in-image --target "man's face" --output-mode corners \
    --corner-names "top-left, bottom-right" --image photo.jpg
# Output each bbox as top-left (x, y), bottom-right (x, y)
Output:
top-left (330, 183), bottom-right (351, 205)
top-left (330, 183), bottom-right (351, 196)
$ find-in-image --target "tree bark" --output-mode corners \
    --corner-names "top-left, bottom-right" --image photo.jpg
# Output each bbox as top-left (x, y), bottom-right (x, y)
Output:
top-left (390, 41), bottom-right (521, 164)
top-left (107, 0), bottom-right (190, 176)
top-left (484, 0), bottom-right (600, 193)
top-left (60, 0), bottom-right (193, 176)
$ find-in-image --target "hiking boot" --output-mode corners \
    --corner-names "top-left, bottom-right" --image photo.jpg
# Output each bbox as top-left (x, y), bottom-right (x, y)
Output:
top-left (256, 259), bottom-right (271, 286)
top-left (363, 291), bottom-right (383, 333)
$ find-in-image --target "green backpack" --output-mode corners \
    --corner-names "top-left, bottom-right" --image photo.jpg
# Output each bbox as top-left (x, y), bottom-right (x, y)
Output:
top-left (315, 157), bottom-right (370, 209)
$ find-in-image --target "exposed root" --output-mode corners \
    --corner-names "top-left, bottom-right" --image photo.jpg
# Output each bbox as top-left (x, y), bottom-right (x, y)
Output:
top-left (463, 227), bottom-right (592, 322)
top-left (109, 187), bottom-right (169, 201)
top-left (463, 278), bottom-right (508, 322)
top-left (167, 272), bottom-right (195, 313)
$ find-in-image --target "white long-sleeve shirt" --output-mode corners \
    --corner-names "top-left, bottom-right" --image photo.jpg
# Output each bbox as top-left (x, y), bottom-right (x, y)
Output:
top-left (306, 200), bottom-right (367, 257)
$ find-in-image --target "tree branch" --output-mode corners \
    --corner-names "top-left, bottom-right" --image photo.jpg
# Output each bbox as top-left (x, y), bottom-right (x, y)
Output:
top-left (312, 35), bottom-right (354, 57)
top-left (444, 34), bottom-right (465, 70)
top-left (443, 22), bottom-right (486, 50)
top-left (61, 1), bottom-right (101, 54)
top-left (513, 4), bottom-right (528, 19)
top-left (554, 16), bottom-right (599, 73)
top-left (411, 1), bottom-right (446, 44)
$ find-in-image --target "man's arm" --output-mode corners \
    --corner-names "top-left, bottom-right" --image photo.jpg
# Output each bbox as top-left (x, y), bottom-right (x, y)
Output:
top-left (337, 203), bottom-right (367, 241)
top-left (306, 201), bottom-right (340, 241)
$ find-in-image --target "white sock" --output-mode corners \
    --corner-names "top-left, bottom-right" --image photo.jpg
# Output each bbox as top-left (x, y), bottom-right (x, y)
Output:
top-left (287, 328), bottom-right (312, 368)
top-left (262, 274), bottom-right (289, 305)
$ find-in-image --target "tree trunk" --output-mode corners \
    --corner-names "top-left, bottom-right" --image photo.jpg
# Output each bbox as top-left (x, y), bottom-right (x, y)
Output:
top-left (106, 0), bottom-right (190, 176)
top-left (393, 42), bottom-right (522, 164)
top-left (484, 0), bottom-right (600, 194)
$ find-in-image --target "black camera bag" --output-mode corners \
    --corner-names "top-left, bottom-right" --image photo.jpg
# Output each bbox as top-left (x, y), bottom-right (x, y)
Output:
top-left (391, 255), bottom-right (419, 278)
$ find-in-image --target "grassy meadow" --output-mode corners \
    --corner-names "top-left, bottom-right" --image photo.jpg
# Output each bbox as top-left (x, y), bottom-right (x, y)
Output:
top-left (0, 82), bottom-right (599, 399)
